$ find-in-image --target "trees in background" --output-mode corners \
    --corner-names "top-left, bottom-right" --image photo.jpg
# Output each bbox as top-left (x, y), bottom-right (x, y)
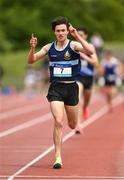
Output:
top-left (0, 0), bottom-right (124, 51)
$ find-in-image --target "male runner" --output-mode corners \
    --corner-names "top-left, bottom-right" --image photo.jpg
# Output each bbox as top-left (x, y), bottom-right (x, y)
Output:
top-left (28, 17), bottom-right (94, 169)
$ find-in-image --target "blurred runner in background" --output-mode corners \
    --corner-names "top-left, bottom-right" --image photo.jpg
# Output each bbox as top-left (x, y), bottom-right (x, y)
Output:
top-left (75, 27), bottom-right (98, 134)
top-left (23, 66), bottom-right (36, 97)
top-left (100, 50), bottom-right (121, 111)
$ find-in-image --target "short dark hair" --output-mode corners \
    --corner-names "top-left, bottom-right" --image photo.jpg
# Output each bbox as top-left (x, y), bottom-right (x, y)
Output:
top-left (76, 27), bottom-right (88, 35)
top-left (51, 17), bottom-right (70, 31)
top-left (105, 50), bottom-right (112, 55)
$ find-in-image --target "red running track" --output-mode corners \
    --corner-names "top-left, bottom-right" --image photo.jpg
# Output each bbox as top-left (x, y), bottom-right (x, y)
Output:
top-left (0, 92), bottom-right (124, 180)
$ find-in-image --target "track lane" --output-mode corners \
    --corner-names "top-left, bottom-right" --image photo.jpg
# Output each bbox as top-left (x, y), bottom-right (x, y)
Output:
top-left (16, 99), bottom-right (124, 179)
top-left (0, 93), bottom-right (46, 112)
top-left (0, 107), bottom-right (50, 132)
top-left (0, 93), bottom-right (103, 133)
top-left (0, 93), bottom-right (124, 180)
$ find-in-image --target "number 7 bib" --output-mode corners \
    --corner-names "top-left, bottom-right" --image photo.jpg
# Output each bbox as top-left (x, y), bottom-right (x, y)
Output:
top-left (53, 67), bottom-right (72, 77)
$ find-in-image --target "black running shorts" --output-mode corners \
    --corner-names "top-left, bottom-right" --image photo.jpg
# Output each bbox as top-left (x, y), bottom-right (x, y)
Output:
top-left (104, 80), bottom-right (116, 86)
top-left (46, 81), bottom-right (79, 106)
top-left (77, 75), bottom-right (94, 90)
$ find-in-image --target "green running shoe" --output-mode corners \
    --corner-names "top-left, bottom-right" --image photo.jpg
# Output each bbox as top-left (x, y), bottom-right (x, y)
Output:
top-left (53, 156), bottom-right (62, 169)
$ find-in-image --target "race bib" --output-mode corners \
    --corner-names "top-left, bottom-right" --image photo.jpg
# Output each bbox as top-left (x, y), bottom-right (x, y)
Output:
top-left (53, 67), bottom-right (72, 77)
top-left (107, 74), bottom-right (116, 81)
top-left (81, 60), bottom-right (88, 71)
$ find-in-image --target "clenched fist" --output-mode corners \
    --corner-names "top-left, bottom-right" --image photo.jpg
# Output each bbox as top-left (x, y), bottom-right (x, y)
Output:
top-left (30, 33), bottom-right (37, 48)
top-left (68, 24), bottom-right (77, 37)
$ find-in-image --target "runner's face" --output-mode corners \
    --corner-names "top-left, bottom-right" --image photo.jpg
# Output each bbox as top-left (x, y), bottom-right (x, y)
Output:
top-left (54, 24), bottom-right (69, 42)
top-left (78, 31), bottom-right (87, 40)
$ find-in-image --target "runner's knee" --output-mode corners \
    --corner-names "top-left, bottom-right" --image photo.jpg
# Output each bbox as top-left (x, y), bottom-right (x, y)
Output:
top-left (54, 118), bottom-right (63, 128)
top-left (68, 121), bottom-right (77, 129)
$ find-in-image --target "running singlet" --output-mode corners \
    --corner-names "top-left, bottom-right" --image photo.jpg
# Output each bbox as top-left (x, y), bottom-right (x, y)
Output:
top-left (48, 40), bottom-right (80, 82)
top-left (103, 58), bottom-right (118, 83)
top-left (79, 58), bottom-right (95, 77)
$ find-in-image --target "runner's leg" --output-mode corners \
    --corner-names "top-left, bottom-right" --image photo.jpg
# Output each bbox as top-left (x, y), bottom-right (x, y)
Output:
top-left (75, 82), bottom-right (83, 133)
top-left (83, 89), bottom-right (91, 109)
top-left (50, 101), bottom-right (64, 159)
top-left (83, 89), bottom-right (91, 119)
top-left (65, 104), bottom-right (79, 129)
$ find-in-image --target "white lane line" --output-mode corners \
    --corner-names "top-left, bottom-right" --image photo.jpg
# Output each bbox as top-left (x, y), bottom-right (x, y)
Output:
top-left (0, 94), bottom-right (102, 137)
top-left (0, 103), bottom-right (48, 120)
top-left (0, 113), bottom-right (52, 138)
top-left (8, 95), bottom-right (123, 180)
top-left (0, 93), bottom-right (100, 120)
top-left (2, 175), bottom-right (124, 179)
top-left (0, 93), bottom-right (100, 121)
top-left (79, 94), bottom-right (123, 130)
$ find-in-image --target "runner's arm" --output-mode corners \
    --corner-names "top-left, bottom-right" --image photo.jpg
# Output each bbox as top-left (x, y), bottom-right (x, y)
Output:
top-left (80, 45), bottom-right (99, 66)
top-left (27, 34), bottom-right (50, 64)
top-left (69, 25), bottom-right (94, 55)
top-left (28, 45), bottom-right (49, 64)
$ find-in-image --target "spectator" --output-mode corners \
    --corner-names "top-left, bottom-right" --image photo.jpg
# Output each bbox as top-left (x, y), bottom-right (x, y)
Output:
top-left (90, 32), bottom-right (104, 59)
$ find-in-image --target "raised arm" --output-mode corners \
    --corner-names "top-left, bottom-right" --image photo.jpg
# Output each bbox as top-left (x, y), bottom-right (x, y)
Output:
top-left (69, 25), bottom-right (94, 55)
top-left (80, 45), bottom-right (99, 67)
top-left (27, 33), bottom-right (50, 64)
